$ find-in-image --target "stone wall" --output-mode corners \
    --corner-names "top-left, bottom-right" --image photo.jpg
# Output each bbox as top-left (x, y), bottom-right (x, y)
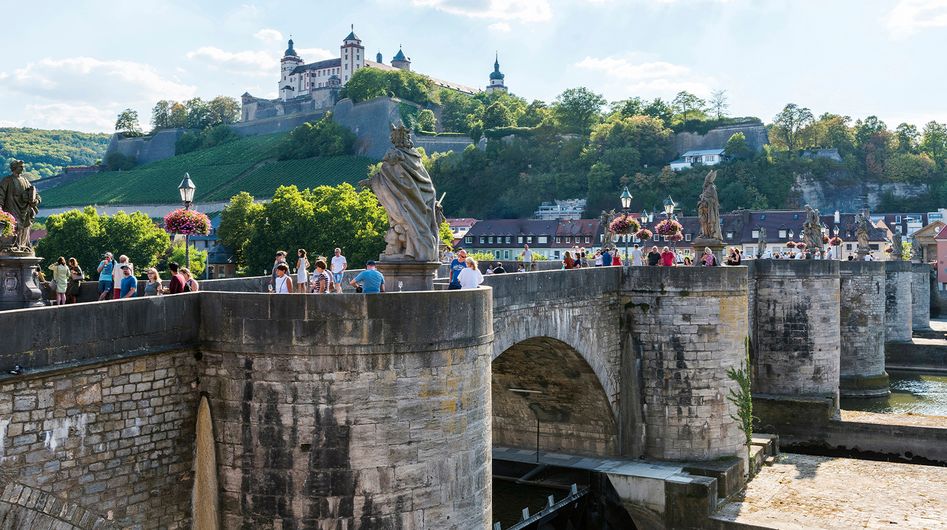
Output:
top-left (884, 261), bottom-right (914, 343)
top-left (622, 267), bottom-right (747, 461)
top-left (672, 124), bottom-right (768, 156)
top-left (838, 262), bottom-right (888, 397)
top-left (230, 110), bottom-right (327, 138)
top-left (103, 129), bottom-right (189, 166)
top-left (0, 297), bottom-right (201, 529)
top-left (197, 290), bottom-right (493, 528)
top-left (751, 260), bottom-right (840, 401)
top-left (912, 263), bottom-right (932, 330)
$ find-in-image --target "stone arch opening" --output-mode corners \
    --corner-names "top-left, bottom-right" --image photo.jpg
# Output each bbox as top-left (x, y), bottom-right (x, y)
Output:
top-left (492, 337), bottom-right (619, 457)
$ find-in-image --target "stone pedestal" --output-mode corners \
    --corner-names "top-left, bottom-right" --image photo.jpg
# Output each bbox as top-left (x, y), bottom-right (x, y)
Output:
top-left (375, 260), bottom-right (440, 292)
top-left (692, 237), bottom-right (726, 262)
top-left (0, 254), bottom-right (44, 310)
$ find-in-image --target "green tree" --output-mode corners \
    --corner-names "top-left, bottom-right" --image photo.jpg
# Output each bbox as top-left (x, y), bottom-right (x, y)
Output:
top-left (416, 109), bottom-right (437, 132)
top-left (518, 100), bottom-right (551, 127)
top-left (920, 121), bottom-right (947, 165)
top-left (218, 191), bottom-right (264, 266)
top-left (151, 100), bottom-right (172, 131)
top-left (115, 109), bottom-right (142, 136)
top-left (440, 90), bottom-right (483, 132)
top-left (609, 97), bottom-right (645, 119)
top-left (244, 184), bottom-right (387, 274)
top-left (588, 115), bottom-right (673, 167)
top-left (553, 87), bottom-right (606, 134)
top-left (643, 98), bottom-right (673, 127)
top-left (804, 113), bottom-right (854, 155)
top-left (885, 152), bottom-right (935, 183)
top-left (482, 101), bottom-right (515, 130)
top-left (278, 113), bottom-right (356, 160)
top-left (169, 102), bottom-right (188, 128)
top-left (184, 98), bottom-right (211, 129)
top-left (168, 240), bottom-right (207, 277)
top-left (37, 207), bottom-right (170, 273)
top-left (724, 132), bottom-right (753, 160)
top-left (207, 96), bottom-right (241, 126)
top-left (771, 103), bottom-right (814, 153)
top-left (672, 91), bottom-right (707, 129)
top-left (439, 220), bottom-right (454, 248)
top-left (895, 123), bottom-right (919, 153)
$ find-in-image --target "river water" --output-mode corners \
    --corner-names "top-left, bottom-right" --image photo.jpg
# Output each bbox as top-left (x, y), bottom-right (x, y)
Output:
top-left (841, 370), bottom-right (947, 416)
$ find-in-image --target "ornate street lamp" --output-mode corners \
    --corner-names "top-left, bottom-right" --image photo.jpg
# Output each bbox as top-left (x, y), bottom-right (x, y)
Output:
top-left (620, 186), bottom-right (633, 210)
top-left (178, 173), bottom-right (197, 266)
top-left (663, 196), bottom-right (676, 219)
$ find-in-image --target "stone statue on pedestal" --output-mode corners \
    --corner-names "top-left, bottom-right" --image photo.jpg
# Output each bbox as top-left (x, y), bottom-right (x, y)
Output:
top-left (363, 124), bottom-right (443, 263)
top-left (855, 211), bottom-right (871, 258)
top-left (0, 160), bottom-right (41, 254)
top-left (0, 160), bottom-right (44, 309)
top-left (756, 227), bottom-right (767, 258)
top-left (802, 204), bottom-right (823, 251)
top-left (360, 124), bottom-right (443, 290)
top-left (697, 170), bottom-right (723, 242)
top-left (892, 230), bottom-right (903, 261)
top-left (910, 236), bottom-right (922, 262)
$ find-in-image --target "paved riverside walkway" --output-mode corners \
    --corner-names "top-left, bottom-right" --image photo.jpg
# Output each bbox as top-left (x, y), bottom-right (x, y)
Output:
top-left (713, 453), bottom-right (947, 529)
top-left (493, 446), bottom-right (684, 479)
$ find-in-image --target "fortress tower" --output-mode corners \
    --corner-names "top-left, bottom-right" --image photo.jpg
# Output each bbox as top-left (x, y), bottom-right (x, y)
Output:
top-left (279, 39), bottom-right (303, 101)
top-left (486, 53), bottom-right (507, 94)
top-left (391, 46), bottom-right (411, 70)
top-left (340, 25), bottom-right (365, 84)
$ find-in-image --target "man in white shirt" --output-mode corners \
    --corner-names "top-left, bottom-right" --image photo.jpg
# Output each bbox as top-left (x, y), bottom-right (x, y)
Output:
top-left (521, 244), bottom-right (533, 271)
top-left (630, 244), bottom-right (643, 266)
top-left (330, 248), bottom-right (347, 293)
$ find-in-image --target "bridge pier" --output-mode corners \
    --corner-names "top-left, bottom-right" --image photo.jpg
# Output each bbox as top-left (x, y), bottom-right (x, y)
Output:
top-left (622, 267), bottom-right (747, 462)
top-left (912, 262), bottom-right (932, 331)
top-left (884, 261), bottom-right (914, 343)
top-left (838, 261), bottom-right (889, 398)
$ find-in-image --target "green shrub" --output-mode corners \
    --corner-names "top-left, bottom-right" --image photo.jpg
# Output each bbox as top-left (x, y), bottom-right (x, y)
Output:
top-left (104, 152), bottom-right (136, 171)
top-left (278, 113), bottom-right (355, 160)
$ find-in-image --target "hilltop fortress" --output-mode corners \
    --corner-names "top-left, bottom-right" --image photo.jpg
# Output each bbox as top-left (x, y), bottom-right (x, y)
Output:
top-left (241, 27), bottom-right (506, 122)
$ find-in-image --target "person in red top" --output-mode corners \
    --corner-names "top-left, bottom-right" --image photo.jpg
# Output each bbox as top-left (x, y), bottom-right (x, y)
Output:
top-left (167, 261), bottom-right (186, 294)
top-left (660, 246), bottom-right (676, 266)
top-left (613, 252), bottom-right (622, 266)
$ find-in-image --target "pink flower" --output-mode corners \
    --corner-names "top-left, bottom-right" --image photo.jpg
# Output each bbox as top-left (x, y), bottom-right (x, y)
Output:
top-left (164, 208), bottom-right (211, 235)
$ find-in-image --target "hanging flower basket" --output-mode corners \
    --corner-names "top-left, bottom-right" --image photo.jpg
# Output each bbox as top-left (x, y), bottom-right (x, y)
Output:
top-left (634, 228), bottom-right (653, 241)
top-left (164, 208), bottom-right (211, 236)
top-left (830, 236), bottom-right (843, 246)
top-left (668, 232), bottom-right (684, 242)
top-left (655, 219), bottom-right (683, 236)
top-left (0, 210), bottom-right (15, 238)
top-left (822, 234), bottom-right (830, 244)
top-left (609, 214), bottom-right (640, 235)
top-left (796, 242), bottom-right (807, 250)
top-left (785, 241), bottom-right (796, 248)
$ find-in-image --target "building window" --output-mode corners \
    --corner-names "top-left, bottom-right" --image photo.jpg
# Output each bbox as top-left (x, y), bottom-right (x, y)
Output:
top-left (653, 234), bottom-right (660, 241)
top-left (585, 236), bottom-right (590, 244)
top-left (556, 237), bottom-right (561, 244)
top-left (494, 250), bottom-right (501, 258)
top-left (465, 237), bottom-right (472, 244)
top-left (565, 236), bottom-right (571, 243)
top-left (518, 236), bottom-right (523, 244)
top-left (538, 236), bottom-right (547, 244)
top-left (726, 231), bottom-right (734, 239)
top-left (895, 215), bottom-right (902, 223)
top-left (504, 250), bottom-right (510, 259)
top-left (752, 230), bottom-right (759, 239)
top-left (527, 236), bottom-right (533, 244)
top-left (685, 233), bottom-right (692, 242)
top-left (479, 236), bottom-right (485, 244)
top-left (505, 236), bottom-right (511, 244)
top-left (488, 236), bottom-right (494, 244)
top-left (554, 251), bottom-right (561, 259)
top-left (779, 230), bottom-right (787, 238)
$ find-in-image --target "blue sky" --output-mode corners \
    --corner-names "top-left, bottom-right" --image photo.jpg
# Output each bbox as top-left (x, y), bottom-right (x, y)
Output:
top-left (2, 0), bottom-right (946, 133)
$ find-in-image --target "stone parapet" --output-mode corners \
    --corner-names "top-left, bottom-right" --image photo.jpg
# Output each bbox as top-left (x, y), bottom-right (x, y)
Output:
top-left (912, 263), bottom-right (932, 330)
top-left (838, 261), bottom-right (888, 398)
top-left (750, 260), bottom-right (840, 404)
top-left (197, 290), bottom-right (494, 529)
top-left (884, 261), bottom-right (914, 343)
top-left (621, 266), bottom-right (747, 461)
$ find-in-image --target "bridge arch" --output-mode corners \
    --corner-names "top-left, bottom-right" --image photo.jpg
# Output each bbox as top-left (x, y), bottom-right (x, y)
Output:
top-left (492, 336), bottom-right (619, 456)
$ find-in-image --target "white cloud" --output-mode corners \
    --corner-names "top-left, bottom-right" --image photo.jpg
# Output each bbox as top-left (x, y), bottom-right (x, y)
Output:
top-left (489, 22), bottom-right (512, 32)
top-left (886, 0), bottom-right (947, 37)
top-left (575, 55), bottom-right (712, 97)
top-left (186, 46), bottom-right (276, 74)
top-left (254, 28), bottom-right (283, 42)
top-left (24, 103), bottom-right (118, 132)
top-left (295, 48), bottom-right (335, 61)
top-left (7, 57), bottom-right (195, 103)
top-left (411, 0), bottom-right (553, 23)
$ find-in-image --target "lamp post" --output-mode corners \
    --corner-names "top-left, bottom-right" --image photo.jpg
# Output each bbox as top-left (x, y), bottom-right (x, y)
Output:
top-left (663, 196), bottom-right (676, 252)
top-left (619, 186), bottom-right (632, 261)
top-left (178, 173), bottom-right (196, 267)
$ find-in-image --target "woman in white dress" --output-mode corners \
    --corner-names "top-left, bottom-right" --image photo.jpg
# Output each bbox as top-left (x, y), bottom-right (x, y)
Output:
top-left (295, 249), bottom-right (309, 293)
top-left (272, 263), bottom-right (293, 294)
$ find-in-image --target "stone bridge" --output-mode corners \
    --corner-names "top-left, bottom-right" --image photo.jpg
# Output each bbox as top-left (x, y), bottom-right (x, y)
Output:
top-left (0, 262), bottom-right (933, 529)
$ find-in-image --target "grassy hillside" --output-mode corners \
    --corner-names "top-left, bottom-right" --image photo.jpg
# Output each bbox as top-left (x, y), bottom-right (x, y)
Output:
top-left (0, 127), bottom-right (110, 179)
top-left (41, 133), bottom-right (374, 207)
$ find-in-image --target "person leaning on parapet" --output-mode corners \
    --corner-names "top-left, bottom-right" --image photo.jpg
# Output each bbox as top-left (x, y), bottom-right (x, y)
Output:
top-left (167, 262), bottom-right (185, 294)
top-left (96, 252), bottom-right (115, 301)
top-left (330, 248), bottom-right (347, 293)
top-left (271, 263), bottom-right (293, 294)
top-left (270, 250), bottom-right (288, 286)
top-left (492, 262), bottom-right (506, 274)
top-left (631, 244), bottom-right (643, 266)
top-left (350, 260), bottom-right (385, 293)
top-left (119, 265), bottom-right (137, 299)
top-left (448, 248), bottom-right (467, 290)
top-left (458, 257), bottom-right (484, 289)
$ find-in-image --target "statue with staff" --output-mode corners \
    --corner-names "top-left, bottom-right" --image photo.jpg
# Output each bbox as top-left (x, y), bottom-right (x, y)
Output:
top-left (0, 160), bottom-right (42, 253)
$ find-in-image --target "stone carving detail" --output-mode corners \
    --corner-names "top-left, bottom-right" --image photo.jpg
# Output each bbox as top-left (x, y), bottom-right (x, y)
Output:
top-left (802, 204), bottom-right (823, 250)
top-left (363, 124), bottom-right (444, 262)
top-left (0, 160), bottom-right (42, 254)
top-left (855, 211), bottom-right (871, 257)
top-left (697, 170), bottom-right (722, 241)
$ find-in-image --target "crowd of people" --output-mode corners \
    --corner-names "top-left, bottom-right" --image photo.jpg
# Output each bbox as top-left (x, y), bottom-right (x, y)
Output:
top-left (266, 247), bottom-right (386, 294)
